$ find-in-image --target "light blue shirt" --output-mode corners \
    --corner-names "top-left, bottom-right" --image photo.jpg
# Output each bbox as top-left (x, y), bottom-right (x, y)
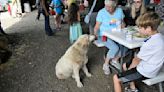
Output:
top-left (52, 0), bottom-right (63, 14)
top-left (96, 7), bottom-right (124, 36)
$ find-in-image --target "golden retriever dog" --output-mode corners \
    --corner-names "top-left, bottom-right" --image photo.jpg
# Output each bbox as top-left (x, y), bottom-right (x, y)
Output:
top-left (55, 34), bottom-right (95, 88)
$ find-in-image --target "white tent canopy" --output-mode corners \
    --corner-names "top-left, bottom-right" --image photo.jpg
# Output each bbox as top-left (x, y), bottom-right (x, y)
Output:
top-left (0, 0), bottom-right (8, 6)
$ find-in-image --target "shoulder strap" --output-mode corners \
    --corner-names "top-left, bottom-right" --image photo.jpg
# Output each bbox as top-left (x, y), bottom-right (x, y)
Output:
top-left (36, 0), bottom-right (40, 4)
top-left (88, 0), bottom-right (97, 15)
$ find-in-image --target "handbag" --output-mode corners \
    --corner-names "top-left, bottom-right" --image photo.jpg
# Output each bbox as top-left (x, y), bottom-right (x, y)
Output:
top-left (50, 9), bottom-right (56, 15)
top-left (84, 0), bottom-right (97, 24)
top-left (84, 14), bottom-right (90, 24)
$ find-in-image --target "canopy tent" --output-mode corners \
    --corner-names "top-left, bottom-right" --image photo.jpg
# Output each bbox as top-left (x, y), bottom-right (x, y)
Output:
top-left (0, 0), bottom-right (8, 6)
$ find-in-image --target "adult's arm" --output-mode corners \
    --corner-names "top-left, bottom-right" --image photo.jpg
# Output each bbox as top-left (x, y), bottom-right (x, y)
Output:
top-left (94, 21), bottom-right (101, 37)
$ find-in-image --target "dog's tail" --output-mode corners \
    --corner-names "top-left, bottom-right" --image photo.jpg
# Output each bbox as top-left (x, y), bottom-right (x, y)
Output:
top-left (56, 72), bottom-right (70, 79)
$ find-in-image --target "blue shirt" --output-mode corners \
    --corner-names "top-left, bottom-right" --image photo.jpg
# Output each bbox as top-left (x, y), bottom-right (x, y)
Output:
top-left (53, 0), bottom-right (62, 6)
top-left (52, 0), bottom-right (63, 14)
top-left (96, 7), bottom-right (125, 36)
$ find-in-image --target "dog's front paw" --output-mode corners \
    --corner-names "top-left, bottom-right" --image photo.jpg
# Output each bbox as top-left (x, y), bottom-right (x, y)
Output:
top-left (77, 82), bottom-right (83, 88)
top-left (86, 73), bottom-right (92, 77)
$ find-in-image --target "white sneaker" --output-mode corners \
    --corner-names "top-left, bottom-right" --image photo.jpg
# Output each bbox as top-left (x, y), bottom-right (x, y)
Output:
top-left (103, 64), bottom-right (110, 75)
top-left (110, 60), bottom-right (121, 70)
top-left (125, 87), bottom-right (139, 92)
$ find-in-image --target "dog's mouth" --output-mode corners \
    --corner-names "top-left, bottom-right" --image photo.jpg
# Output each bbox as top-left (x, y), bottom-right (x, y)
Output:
top-left (89, 35), bottom-right (96, 42)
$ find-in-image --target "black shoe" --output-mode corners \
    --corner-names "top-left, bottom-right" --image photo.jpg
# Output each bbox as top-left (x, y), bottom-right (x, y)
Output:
top-left (46, 32), bottom-right (54, 36)
top-left (61, 21), bottom-right (66, 24)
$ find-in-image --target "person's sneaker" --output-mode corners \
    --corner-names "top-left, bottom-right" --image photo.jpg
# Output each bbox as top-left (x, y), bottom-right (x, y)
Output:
top-left (125, 87), bottom-right (139, 92)
top-left (103, 64), bottom-right (110, 75)
top-left (110, 60), bottom-right (121, 70)
top-left (46, 32), bottom-right (54, 36)
top-left (130, 89), bottom-right (139, 92)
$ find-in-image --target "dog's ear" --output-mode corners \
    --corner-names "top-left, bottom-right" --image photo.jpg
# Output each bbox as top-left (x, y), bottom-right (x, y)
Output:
top-left (82, 37), bottom-right (89, 49)
top-left (77, 41), bottom-right (88, 49)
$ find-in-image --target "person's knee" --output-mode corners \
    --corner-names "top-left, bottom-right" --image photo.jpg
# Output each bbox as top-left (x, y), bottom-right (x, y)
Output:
top-left (113, 74), bottom-right (119, 82)
top-left (106, 42), bottom-right (119, 52)
top-left (106, 47), bottom-right (119, 58)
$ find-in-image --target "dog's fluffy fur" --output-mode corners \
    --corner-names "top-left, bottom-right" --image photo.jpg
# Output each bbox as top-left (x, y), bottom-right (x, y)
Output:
top-left (55, 34), bottom-right (95, 87)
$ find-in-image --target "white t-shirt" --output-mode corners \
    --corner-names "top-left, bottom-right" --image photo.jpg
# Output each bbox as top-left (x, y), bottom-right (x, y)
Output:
top-left (137, 33), bottom-right (164, 78)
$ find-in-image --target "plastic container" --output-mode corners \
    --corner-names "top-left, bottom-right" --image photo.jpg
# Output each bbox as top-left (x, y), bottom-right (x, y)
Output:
top-left (102, 36), bottom-right (107, 42)
top-left (126, 32), bottom-right (133, 41)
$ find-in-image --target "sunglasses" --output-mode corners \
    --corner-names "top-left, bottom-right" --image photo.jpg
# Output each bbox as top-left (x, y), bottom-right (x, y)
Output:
top-left (133, 1), bottom-right (141, 3)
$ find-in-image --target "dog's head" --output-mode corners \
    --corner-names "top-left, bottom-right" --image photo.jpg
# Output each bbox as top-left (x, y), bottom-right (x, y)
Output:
top-left (74, 34), bottom-right (95, 49)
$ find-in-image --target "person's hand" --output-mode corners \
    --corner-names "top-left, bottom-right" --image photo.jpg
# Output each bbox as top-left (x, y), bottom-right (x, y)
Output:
top-left (94, 31), bottom-right (98, 39)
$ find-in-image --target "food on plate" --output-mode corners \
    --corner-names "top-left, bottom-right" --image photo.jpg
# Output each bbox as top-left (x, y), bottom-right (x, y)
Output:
top-left (133, 33), bottom-right (148, 38)
top-left (127, 26), bottom-right (138, 32)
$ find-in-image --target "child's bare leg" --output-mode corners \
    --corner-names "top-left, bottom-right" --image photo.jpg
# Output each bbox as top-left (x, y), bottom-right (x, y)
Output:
top-left (112, 56), bottom-right (120, 62)
top-left (104, 57), bottom-right (110, 65)
top-left (113, 74), bottom-right (122, 92)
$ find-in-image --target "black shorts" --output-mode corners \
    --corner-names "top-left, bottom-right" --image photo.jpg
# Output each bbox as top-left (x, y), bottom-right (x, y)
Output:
top-left (117, 68), bottom-right (148, 84)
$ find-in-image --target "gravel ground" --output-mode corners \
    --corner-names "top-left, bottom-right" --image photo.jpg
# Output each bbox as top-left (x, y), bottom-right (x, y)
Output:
top-left (0, 10), bottom-right (162, 92)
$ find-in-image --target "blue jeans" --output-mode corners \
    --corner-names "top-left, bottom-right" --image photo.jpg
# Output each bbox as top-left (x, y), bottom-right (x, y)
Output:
top-left (42, 10), bottom-right (53, 35)
top-left (105, 38), bottom-right (128, 59)
top-left (105, 38), bottom-right (120, 59)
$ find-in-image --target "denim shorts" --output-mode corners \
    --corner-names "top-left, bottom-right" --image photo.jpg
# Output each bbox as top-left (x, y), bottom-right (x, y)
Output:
top-left (117, 68), bottom-right (148, 84)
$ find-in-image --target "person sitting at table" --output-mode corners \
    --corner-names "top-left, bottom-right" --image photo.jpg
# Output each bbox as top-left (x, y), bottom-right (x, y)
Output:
top-left (124, 0), bottom-right (146, 26)
top-left (113, 12), bottom-right (164, 92)
top-left (94, 0), bottom-right (125, 75)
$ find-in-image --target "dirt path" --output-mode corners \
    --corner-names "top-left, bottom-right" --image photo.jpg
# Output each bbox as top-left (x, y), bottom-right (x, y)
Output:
top-left (0, 11), bottom-right (159, 92)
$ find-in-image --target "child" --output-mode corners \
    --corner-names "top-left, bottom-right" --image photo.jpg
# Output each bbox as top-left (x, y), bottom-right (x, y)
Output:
top-left (113, 12), bottom-right (164, 92)
top-left (68, 3), bottom-right (82, 43)
top-left (52, 0), bottom-right (64, 30)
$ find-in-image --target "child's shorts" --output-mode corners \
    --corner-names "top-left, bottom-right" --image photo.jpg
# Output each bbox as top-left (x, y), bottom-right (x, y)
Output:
top-left (55, 7), bottom-right (63, 15)
top-left (117, 68), bottom-right (148, 84)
